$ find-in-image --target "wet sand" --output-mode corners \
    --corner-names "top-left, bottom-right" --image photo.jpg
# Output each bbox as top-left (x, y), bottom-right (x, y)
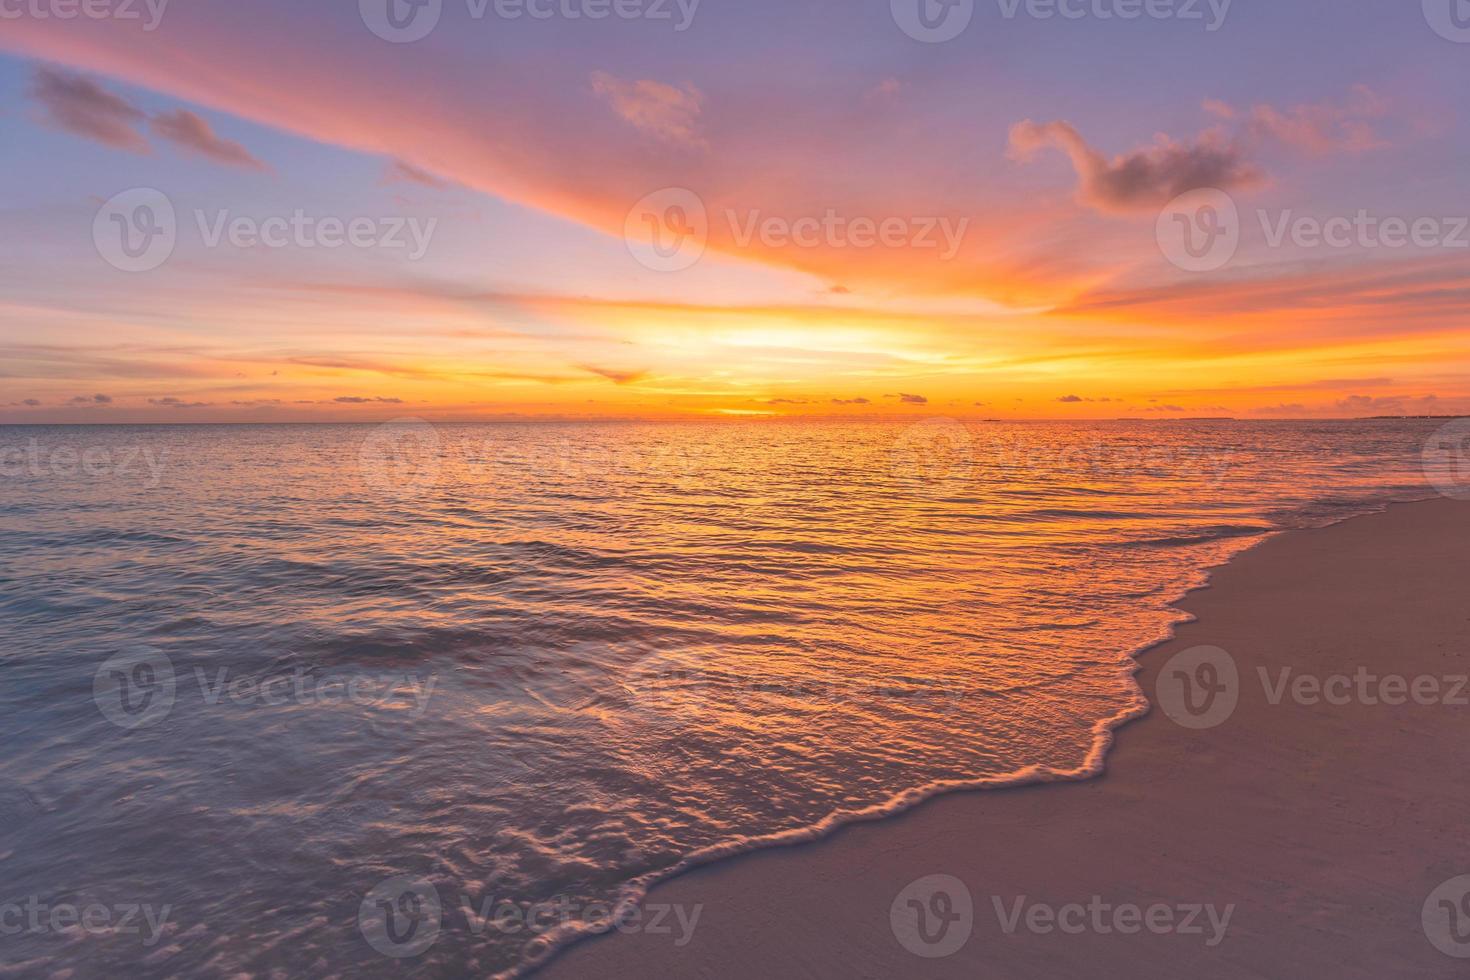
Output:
top-left (541, 496), bottom-right (1470, 978)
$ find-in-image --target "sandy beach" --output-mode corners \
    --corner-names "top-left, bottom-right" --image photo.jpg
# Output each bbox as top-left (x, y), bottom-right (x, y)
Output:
top-left (542, 496), bottom-right (1470, 979)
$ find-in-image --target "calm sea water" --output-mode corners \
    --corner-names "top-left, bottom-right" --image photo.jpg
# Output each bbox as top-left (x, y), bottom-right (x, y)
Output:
top-left (0, 420), bottom-right (1450, 976)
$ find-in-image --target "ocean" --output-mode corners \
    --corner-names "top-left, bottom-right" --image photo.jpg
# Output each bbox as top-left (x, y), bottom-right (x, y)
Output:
top-left (0, 419), bottom-right (1450, 977)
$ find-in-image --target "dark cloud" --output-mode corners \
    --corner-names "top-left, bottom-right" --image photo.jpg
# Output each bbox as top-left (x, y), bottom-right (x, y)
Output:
top-left (831, 397), bottom-right (870, 405)
top-left (333, 396), bottom-right (405, 404)
top-left (68, 393), bottom-right (113, 405)
top-left (1009, 118), bottom-right (1261, 212)
top-left (29, 67), bottom-right (267, 170)
top-left (1008, 89), bottom-right (1388, 215)
top-left (1057, 394), bottom-right (1084, 403)
top-left (893, 393), bottom-right (928, 405)
top-left (29, 67), bottom-right (148, 152)
top-left (1336, 393), bottom-right (1442, 415)
top-left (149, 397), bottom-right (213, 409)
top-left (151, 109), bottom-right (267, 170)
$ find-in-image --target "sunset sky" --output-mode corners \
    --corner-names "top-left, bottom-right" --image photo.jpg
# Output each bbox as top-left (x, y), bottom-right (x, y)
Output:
top-left (2, 0), bottom-right (1468, 421)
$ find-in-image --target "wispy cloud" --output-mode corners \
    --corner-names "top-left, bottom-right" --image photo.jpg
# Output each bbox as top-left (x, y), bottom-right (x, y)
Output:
top-left (1209, 85), bottom-right (1390, 155)
top-left (148, 396), bottom-right (213, 408)
top-left (590, 71), bottom-right (706, 148)
top-left (29, 66), bottom-right (148, 151)
top-left (384, 159), bottom-right (453, 189)
top-left (1009, 119), bottom-right (1260, 212)
top-left (29, 66), bottom-right (267, 170)
top-left (1010, 88), bottom-right (1391, 213)
top-left (580, 365), bottom-right (649, 385)
top-left (151, 109), bottom-right (267, 170)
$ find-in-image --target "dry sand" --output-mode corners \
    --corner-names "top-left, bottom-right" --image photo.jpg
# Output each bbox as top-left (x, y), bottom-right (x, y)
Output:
top-left (541, 496), bottom-right (1470, 979)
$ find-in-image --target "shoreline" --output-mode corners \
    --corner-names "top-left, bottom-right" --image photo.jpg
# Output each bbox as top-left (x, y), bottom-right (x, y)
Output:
top-left (537, 495), bottom-right (1470, 979)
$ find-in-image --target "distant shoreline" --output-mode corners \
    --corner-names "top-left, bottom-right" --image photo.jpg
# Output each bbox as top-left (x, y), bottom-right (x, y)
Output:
top-left (0, 416), bottom-right (1464, 427)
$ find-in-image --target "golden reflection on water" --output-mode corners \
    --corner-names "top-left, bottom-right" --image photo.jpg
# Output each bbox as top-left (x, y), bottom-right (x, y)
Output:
top-left (0, 419), bottom-right (1437, 977)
